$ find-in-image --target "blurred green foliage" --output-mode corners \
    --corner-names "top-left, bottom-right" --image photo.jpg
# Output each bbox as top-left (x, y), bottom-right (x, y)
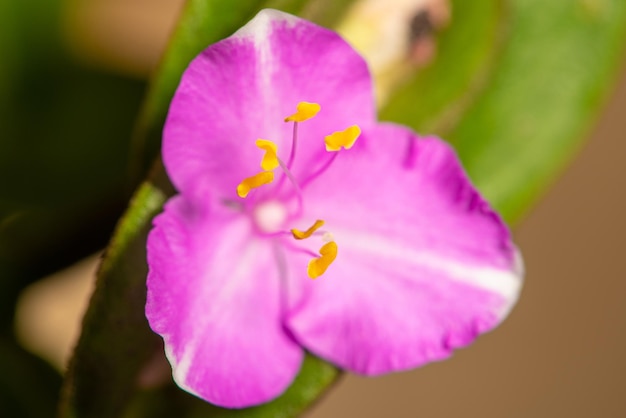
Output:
top-left (382, 0), bottom-right (626, 223)
top-left (450, 0), bottom-right (626, 221)
top-left (1, 0), bottom-right (625, 417)
top-left (0, 0), bottom-right (145, 327)
top-left (0, 0), bottom-right (145, 416)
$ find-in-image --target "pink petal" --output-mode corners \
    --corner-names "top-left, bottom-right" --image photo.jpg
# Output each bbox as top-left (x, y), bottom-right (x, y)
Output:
top-left (286, 124), bottom-right (523, 375)
top-left (146, 196), bottom-right (303, 407)
top-left (163, 9), bottom-right (375, 202)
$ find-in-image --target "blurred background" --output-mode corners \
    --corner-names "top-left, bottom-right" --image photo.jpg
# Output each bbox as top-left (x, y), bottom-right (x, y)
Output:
top-left (2, 0), bottom-right (625, 417)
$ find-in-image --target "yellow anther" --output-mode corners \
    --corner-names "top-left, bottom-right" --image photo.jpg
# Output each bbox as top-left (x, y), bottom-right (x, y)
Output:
top-left (284, 102), bottom-right (321, 122)
top-left (307, 241), bottom-right (338, 279)
top-left (236, 171), bottom-right (275, 198)
top-left (255, 139), bottom-right (279, 170)
top-left (324, 125), bottom-right (361, 152)
top-left (291, 219), bottom-right (325, 240)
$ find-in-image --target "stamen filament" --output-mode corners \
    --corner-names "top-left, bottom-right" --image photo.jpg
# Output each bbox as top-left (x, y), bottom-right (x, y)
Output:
top-left (300, 152), bottom-right (338, 189)
top-left (285, 122), bottom-right (299, 170)
top-left (277, 158), bottom-right (302, 196)
top-left (277, 157), bottom-right (304, 214)
top-left (281, 241), bottom-right (319, 259)
top-left (276, 121), bottom-right (299, 191)
top-left (272, 240), bottom-right (290, 315)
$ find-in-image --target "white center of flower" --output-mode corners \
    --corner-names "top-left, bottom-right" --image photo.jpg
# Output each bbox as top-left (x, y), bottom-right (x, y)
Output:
top-left (253, 200), bottom-right (288, 233)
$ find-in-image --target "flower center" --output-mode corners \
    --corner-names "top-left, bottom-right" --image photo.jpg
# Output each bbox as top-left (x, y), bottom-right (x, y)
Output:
top-left (233, 101), bottom-right (360, 279)
top-left (253, 200), bottom-right (288, 233)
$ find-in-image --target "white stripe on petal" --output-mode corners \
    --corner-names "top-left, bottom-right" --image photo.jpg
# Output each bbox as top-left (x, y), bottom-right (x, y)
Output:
top-left (233, 9), bottom-right (300, 41)
top-left (232, 9), bottom-right (299, 86)
top-left (159, 217), bottom-right (281, 400)
top-left (339, 230), bottom-right (524, 319)
top-left (232, 9), bottom-right (301, 139)
top-left (166, 343), bottom-right (196, 396)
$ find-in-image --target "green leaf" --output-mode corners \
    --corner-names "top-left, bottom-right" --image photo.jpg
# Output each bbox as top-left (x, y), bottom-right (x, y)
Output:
top-left (59, 167), bottom-right (170, 418)
top-left (187, 355), bottom-right (338, 418)
top-left (449, 0), bottom-right (626, 222)
top-left (121, 354), bottom-right (338, 418)
top-left (380, 0), bottom-right (505, 135)
top-left (381, 0), bottom-right (626, 223)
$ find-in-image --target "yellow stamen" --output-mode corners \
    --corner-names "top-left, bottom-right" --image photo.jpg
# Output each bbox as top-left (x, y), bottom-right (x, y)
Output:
top-left (307, 241), bottom-right (338, 279)
top-left (291, 219), bottom-right (325, 240)
top-left (325, 125), bottom-right (361, 151)
top-left (255, 139), bottom-right (279, 170)
top-left (284, 102), bottom-right (321, 122)
top-left (236, 171), bottom-right (274, 198)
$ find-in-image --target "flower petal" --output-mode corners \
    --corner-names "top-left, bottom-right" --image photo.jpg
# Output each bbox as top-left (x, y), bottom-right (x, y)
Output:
top-left (286, 124), bottom-right (522, 375)
top-left (146, 196), bottom-right (303, 407)
top-left (163, 9), bottom-right (375, 202)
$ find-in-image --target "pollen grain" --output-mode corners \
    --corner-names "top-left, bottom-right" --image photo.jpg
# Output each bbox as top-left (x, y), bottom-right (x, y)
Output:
top-left (256, 139), bottom-right (279, 170)
top-left (236, 171), bottom-right (275, 198)
top-left (325, 125), bottom-right (361, 151)
top-left (284, 101), bottom-right (321, 122)
top-left (307, 241), bottom-right (338, 279)
top-left (291, 219), bottom-right (325, 240)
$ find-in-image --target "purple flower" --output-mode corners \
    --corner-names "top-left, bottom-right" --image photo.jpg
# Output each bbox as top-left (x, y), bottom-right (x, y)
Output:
top-left (146, 9), bottom-right (523, 409)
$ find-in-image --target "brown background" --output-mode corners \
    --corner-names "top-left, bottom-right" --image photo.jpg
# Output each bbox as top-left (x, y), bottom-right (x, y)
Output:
top-left (63, 2), bottom-right (626, 416)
